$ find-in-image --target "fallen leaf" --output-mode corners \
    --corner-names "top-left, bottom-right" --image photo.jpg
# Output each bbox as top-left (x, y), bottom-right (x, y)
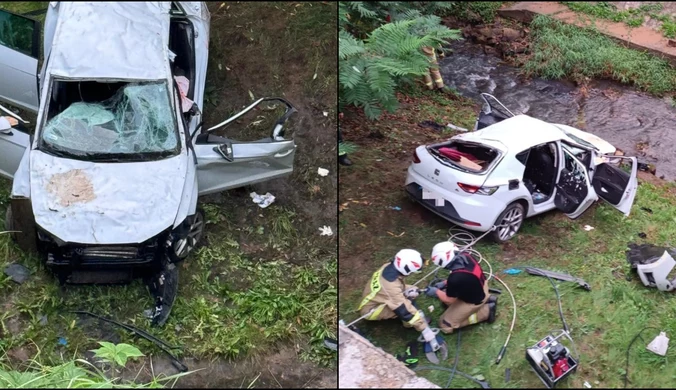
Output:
top-left (218, 63), bottom-right (222, 70)
top-left (313, 73), bottom-right (317, 80)
top-left (359, 223), bottom-right (367, 228)
top-left (226, 66), bottom-right (231, 71)
top-left (248, 90), bottom-right (255, 101)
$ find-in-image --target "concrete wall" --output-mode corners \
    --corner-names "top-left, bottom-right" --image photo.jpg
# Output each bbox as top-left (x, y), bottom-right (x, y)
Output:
top-left (338, 324), bottom-right (440, 389)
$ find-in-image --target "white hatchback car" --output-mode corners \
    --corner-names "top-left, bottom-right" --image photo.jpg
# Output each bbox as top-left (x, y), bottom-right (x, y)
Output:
top-left (405, 94), bottom-right (638, 242)
top-left (0, 2), bottom-right (296, 325)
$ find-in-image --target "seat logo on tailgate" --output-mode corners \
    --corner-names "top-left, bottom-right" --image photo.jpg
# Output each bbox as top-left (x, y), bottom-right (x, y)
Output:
top-left (434, 169), bottom-right (440, 176)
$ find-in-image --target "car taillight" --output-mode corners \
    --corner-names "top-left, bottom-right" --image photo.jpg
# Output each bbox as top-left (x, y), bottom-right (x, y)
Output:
top-left (457, 183), bottom-right (498, 195)
top-left (413, 150), bottom-right (421, 164)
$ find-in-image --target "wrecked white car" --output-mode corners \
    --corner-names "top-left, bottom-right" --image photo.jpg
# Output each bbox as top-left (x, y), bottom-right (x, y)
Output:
top-left (0, 2), bottom-right (296, 325)
top-left (405, 93), bottom-right (638, 243)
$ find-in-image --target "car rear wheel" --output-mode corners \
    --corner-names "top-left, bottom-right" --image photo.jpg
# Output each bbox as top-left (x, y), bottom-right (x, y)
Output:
top-left (491, 202), bottom-right (525, 243)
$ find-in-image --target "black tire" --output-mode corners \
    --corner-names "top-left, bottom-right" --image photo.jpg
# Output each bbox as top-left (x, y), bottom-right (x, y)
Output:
top-left (173, 207), bottom-right (206, 259)
top-left (491, 202), bottom-right (525, 243)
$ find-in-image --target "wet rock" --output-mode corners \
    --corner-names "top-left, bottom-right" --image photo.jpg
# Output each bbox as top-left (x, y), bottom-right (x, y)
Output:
top-left (4, 263), bottom-right (30, 284)
top-left (502, 27), bottom-right (521, 42)
top-left (483, 45), bottom-right (498, 56)
top-left (477, 27), bottom-right (493, 39)
top-left (513, 42), bottom-right (528, 54)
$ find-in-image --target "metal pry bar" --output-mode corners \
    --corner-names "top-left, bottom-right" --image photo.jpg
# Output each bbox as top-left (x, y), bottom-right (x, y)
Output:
top-left (523, 267), bottom-right (591, 291)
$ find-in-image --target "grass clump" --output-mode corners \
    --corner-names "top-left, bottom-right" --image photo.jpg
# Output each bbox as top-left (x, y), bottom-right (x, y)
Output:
top-left (524, 15), bottom-right (676, 95)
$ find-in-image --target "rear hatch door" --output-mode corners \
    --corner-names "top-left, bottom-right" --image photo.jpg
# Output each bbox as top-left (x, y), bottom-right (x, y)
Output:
top-left (413, 138), bottom-right (506, 197)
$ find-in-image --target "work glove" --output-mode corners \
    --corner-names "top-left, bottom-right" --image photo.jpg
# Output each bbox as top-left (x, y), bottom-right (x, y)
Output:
top-left (421, 326), bottom-right (440, 351)
top-left (404, 287), bottom-right (419, 299)
top-left (434, 280), bottom-right (447, 289)
top-left (425, 286), bottom-right (439, 298)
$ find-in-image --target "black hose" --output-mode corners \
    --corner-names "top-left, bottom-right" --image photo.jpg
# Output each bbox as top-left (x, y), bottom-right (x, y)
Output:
top-left (512, 267), bottom-right (569, 333)
top-left (445, 328), bottom-right (461, 388)
top-left (624, 326), bottom-right (660, 388)
top-left (414, 365), bottom-right (490, 389)
top-left (71, 311), bottom-right (188, 373)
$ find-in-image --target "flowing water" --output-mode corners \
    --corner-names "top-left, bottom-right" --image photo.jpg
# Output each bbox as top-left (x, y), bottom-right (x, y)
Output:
top-left (439, 40), bottom-right (676, 180)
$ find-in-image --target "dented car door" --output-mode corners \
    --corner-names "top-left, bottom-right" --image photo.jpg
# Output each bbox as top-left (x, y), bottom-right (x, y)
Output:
top-left (0, 9), bottom-right (40, 113)
top-left (194, 97), bottom-right (297, 196)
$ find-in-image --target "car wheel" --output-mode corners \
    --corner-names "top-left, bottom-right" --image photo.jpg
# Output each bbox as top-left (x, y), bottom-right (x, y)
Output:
top-left (491, 202), bottom-right (525, 243)
top-left (173, 208), bottom-right (205, 259)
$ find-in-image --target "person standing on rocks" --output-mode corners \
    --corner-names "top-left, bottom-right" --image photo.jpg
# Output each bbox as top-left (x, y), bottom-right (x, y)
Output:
top-left (425, 241), bottom-right (497, 334)
top-left (357, 249), bottom-right (442, 352)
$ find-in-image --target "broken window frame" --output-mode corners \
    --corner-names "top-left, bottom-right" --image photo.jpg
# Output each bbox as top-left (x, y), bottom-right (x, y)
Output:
top-left (36, 77), bottom-right (182, 163)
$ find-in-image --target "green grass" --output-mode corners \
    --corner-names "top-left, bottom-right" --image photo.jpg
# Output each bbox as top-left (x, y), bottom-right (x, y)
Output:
top-left (442, 2), bottom-right (505, 23)
top-left (561, 2), bottom-right (676, 39)
top-left (523, 15), bottom-right (676, 95)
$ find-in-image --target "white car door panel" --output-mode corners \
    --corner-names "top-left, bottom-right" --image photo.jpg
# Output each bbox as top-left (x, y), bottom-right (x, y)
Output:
top-left (0, 9), bottom-right (40, 113)
top-left (592, 156), bottom-right (638, 216)
top-left (0, 126), bottom-right (30, 180)
top-left (555, 149), bottom-right (598, 219)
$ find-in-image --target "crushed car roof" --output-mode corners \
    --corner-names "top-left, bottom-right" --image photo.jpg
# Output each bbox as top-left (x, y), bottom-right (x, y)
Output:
top-left (457, 114), bottom-right (577, 153)
top-left (48, 2), bottom-right (171, 80)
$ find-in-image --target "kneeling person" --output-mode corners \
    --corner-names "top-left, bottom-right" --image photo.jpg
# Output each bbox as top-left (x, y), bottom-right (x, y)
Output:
top-left (358, 249), bottom-right (440, 349)
top-left (426, 241), bottom-right (497, 334)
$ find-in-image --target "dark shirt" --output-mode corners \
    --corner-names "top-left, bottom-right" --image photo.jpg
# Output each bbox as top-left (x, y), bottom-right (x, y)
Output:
top-left (445, 269), bottom-right (486, 305)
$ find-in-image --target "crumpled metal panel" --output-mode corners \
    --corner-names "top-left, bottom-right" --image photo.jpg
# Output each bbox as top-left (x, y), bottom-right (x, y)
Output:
top-left (48, 2), bottom-right (171, 80)
top-left (29, 150), bottom-right (187, 245)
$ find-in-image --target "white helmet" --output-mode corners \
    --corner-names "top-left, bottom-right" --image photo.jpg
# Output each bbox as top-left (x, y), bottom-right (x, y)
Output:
top-left (431, 241), bottom-right (459, 268)
top-left (392, 249), bottom-right (424, 276)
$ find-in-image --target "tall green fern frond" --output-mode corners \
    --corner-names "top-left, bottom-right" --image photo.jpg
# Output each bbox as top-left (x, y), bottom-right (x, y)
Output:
top-left (339, 30), bottom-right (366, 59)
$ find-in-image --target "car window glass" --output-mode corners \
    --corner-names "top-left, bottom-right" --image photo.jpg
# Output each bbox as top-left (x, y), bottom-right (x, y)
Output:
top-left (41, 81), bottom-right (179, 159)
top-left (561, 142), bottom-right (590, 165)
top-left (563, 151), bottom-right (586, 183)
top-left (0, 10), bottom-right (35, 56)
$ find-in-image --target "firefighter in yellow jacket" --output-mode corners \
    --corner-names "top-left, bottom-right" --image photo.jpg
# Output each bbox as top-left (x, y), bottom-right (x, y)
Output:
top-left (358, 249), bottom-right (441, 351)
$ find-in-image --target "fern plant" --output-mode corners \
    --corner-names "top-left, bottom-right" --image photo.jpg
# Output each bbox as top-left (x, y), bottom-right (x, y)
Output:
top-left (339, 14), bottom-right (461, 119)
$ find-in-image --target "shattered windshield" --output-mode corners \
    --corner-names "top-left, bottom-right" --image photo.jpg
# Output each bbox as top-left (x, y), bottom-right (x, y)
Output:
top-left (40, 81), bottom-right (179, 161)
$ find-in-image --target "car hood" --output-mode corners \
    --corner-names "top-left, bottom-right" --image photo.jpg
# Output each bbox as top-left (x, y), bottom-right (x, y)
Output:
top-left (30, 150), bottom-right (188, 245)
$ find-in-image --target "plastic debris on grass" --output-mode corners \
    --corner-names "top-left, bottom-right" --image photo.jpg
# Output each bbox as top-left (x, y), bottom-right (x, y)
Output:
top-left (4, 263), bottom-right (30, 284)
top-left (318, 167), bottom-right (329, 177)
top-left (390, 206), bottom-right (402, 211)
top-left (58, 337), bottom-right (67, 346)
top-left (250, 192), bottom-right (275, 208)
top-left (503, 268), bottom-right (522, 275)
top-left (584, 225), bottom-right (595, 231)
top-left (319, 226), bottom-right (333, 236)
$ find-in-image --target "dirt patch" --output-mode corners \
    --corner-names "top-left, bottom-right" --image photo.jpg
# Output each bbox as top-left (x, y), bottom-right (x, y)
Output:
top-left (121, 345), bottom-right (336, 388)
top-left (46, 169), bottom-right (96, 206)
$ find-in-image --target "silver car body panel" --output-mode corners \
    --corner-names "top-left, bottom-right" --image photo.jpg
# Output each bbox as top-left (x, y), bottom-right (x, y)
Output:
top-left (30, 150), bottom-right (188, 245)
top-left (0, 1), bottom-right (296, 247)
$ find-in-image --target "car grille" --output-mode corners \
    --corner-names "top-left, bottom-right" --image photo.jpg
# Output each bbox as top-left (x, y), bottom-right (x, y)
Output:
top-left (79, 246), bottom-right (139, 259)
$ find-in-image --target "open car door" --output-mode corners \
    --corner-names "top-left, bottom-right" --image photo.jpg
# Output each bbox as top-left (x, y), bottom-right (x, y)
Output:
top-left (591, 156), bottom-right (638, 216)
top-left (474, 93), bottom-right (516, 130)
top-left (0, 9), bottom-right (40, 113)
top-left (0, 105), bottom-right (30, 180)
top-left (554, 148), bottom-right (599, 219)
top-left (193, 97), bottom-right (297, 196)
